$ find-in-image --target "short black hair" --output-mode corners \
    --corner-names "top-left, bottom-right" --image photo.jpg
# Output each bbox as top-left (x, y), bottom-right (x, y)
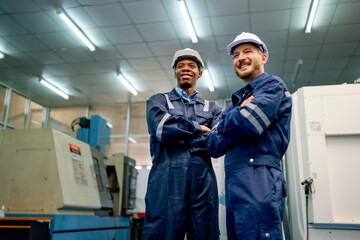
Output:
top-left (173, 55), bottom-right (203, 70)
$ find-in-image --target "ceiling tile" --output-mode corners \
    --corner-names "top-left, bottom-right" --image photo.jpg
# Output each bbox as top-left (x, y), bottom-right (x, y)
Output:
top-left (98, 60), bottom-right (134, 73)
top-left (36, 32), bottom-right (83, 50)
top-left (102, 25), bottom-right (143, 44)
top-left (0, 16), bottom-right (28, 36)
top-left (184, 0), bottom-right (208, 18)
top-left (4, 35), bottom-right (48, 52)
top-left (179, 38), bottom-right (217, 55)
top-left (314, 57), bottom-right (349, 71)
top-left (0, 0), bottom-right (40, 12)
top-left (90, 46), bottom-right (122, 61)
top-left (56, 48), bottom-right (93, 63)
top-left (326, 24), bottom-right (360, 43)
top-left (266, 47), bottom-right (286, 62)
top-left (211, 14), bottom-right (250, 35)
top-left (156, 56), bottom-right (173, 69)
top-left (77, 0), bottom-right (117, 4)
top-left (171, 20), bottom-right (193, 40)
top-left (286, 45), bottom-right (322, 60)
top-left (283, 59), bottom-right (316, 73)
top-left (265, 60), bottom-right (285, 74)
top-left (319, 42), bottom-right (358, 58)
top-left (128, 58), bottom-right (162, 71)
top-left (310, 70), bottom-right (342, 85)
top-left (258, 31), bottom-right (287, 48)
top-left (288, 27), bottom-right (327, 46)
top-left (332, 2), bottom-right (360, 25)
top-left (84, 3), bottom-right (131, 27)
top-left (289, 7), bottom-right (309, 30)
top-left (206, 0), bottom-right (248, 16)
top-left (251, 10), bottom-right (290, 32)
top-left (0, 67), bottom-right (29, 79)
top-left (345, 56), bottom-right (360, 69)
top-left (85, 28), bottom-right (111, 46)
top-left (0, 37), bottom-right (23, 54)
top-left (148, 40), bottom-right (182, 56)
top-left (312, 4), bottom-right (337, 27)
top-left (340, 69), bottom-right (360, 84)
top-left (137, 69), bottom-right (169, 81)
top-left (116, 43), bottom-right (153, 58)
top-left (250, 0), bottom-right (291, 12)
top-left (162, 1), bottom-right (182, 21)
top-left (33, 0), bottom-right (79, 10)
top-left (26, 51), bottom-right (65, 64)
top-left (63, 7), bottom-right (97, 29)
top-left (13, 12), bottom-right (61, 33)
top-left (148, 80), bottom-right (174, 93)
top-left (215, 35), bottom-right (236, 54)
top-left (122, 0), bottom-right (168, 24)
top-left (137, 22), bottom-right (177, 41)
top-left (192, 18), bottom-right (213, 38)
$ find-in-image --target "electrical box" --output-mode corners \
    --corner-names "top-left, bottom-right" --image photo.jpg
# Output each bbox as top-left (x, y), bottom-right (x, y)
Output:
top-left (285, 84), bottom-right (360, 239)
top-left (0, 128), bottom-right (101, 215)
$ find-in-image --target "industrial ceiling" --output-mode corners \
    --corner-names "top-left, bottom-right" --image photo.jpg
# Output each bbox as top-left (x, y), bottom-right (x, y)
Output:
top-left (0, 0), bottom-right (359, 108)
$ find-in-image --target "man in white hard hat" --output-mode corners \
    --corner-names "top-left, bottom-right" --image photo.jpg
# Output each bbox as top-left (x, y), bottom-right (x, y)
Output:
top-left (142, 48), bottom-right (221, 240)
top-left (206, 32), bottom-right (292, 240)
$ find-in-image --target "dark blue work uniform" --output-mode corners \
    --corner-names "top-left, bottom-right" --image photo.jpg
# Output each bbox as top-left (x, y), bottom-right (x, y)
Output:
top-left (206, 73), bottom-right (292, 240)
top-left (142, 88), bottom-right (222, 240)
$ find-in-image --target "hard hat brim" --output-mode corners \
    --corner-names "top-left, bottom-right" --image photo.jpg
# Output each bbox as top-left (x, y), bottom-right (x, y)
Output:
top-left (226, 39), bottom-right (268, 58)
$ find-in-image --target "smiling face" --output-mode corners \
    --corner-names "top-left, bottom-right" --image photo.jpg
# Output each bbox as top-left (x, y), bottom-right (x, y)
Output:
top-left (232, 43), bottom-right (267, 84)
top-left (174, 59), bottom-right (202, 93)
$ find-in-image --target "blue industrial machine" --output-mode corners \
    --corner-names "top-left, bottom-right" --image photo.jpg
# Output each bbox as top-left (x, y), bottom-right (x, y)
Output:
top-left (74, 115), bottom-right (110, 155)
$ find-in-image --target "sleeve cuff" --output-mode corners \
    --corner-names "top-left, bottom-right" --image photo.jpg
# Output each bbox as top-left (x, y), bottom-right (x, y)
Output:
top-left (192, 121), bottom-right (202, 134)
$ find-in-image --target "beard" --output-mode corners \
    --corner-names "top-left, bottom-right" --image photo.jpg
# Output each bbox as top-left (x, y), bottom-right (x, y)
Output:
top-left (178, 81), bottom-right (192, 89)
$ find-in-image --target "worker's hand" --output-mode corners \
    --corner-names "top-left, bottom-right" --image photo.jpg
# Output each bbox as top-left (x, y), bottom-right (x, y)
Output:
top-left (200, 125), bottom-right (211, 133)
top-left (241, 96), bottom-right (254, 107)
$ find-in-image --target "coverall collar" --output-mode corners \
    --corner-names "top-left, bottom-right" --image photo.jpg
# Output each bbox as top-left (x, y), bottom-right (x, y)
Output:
top-left (232, 72), bottom-right (269, 105)
top-left (175, 87), bottom-right (199, 101)
top-left (170, 88), bottom-right (205, 105)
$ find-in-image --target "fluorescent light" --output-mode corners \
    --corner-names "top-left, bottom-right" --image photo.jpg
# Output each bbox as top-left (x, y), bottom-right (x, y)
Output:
top-left (117, 73), bottom-right (138, 96)
top-left (178, 0), bottom-right (198, 43)
top-left (57, 8), bottom-right (95, 51)
top-left (0, 52), bottom-right (4, 59)
top-left (291, 59), bottom-right (303, 87)
top-left (40, 79), bottom-right (69, 99)
top-left (203, 69), bottom-right (215, 92)
top-left (106, 122), bottom-right (113, 128)
top-left (135, 166), bottom-right (143, 170)
top-left (128, 137), bottom-right (137, 144)
top-left (305, 0), bottom-right (319, 33)
top-left (146, 166), bottom-right (152, 170)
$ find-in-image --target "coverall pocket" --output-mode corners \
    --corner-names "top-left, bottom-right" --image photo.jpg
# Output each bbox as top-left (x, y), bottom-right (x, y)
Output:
top-left (195, 112), bottom-right (211, 125)
top-left (259, 223), bottom-right (282, 240)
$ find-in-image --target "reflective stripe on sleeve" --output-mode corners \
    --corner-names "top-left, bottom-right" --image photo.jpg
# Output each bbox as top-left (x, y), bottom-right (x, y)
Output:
top-left (247, 102), bottom-right (270, 127)
top-left (240, 108), bottom-right (263, 134)
top-left (204, 100), bottom-right (209, 112)
top-left (285, 91), bottom-right (291, 97)
top-left (156, 113), bottom-right (171, 140)
top-left (164, 94), bottom-right (174, 109)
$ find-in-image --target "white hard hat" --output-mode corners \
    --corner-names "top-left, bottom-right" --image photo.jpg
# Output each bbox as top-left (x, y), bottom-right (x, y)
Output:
top-left (171, 48), bottom-right (204, 70)
top-left (226, 32), bottom-right (269, 59)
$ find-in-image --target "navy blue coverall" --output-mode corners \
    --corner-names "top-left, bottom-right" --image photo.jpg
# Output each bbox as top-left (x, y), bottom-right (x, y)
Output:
top-left (142, 88), bottom-right (222, 240)
top-left (206, 73), bottom-right (292, 240)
